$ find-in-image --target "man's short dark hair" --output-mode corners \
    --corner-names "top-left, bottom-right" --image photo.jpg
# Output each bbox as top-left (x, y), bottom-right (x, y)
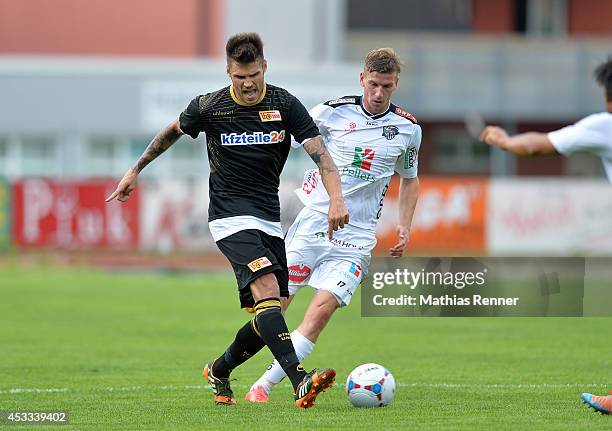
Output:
top-left (594, 56), bottom-right (612, 100)
top-left (364, 48), bottom-right (402, 75)
top-left (226, 32), bottom-right (264, 66)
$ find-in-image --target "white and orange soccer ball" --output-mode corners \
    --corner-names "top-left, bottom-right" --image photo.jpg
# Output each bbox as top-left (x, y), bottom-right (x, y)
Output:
top-left (346, 363), bottom-right (396, 408)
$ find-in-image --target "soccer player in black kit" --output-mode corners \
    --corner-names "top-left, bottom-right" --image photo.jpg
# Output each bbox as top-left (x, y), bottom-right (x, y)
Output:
top-left (106, 33), bottom-right (349, 408)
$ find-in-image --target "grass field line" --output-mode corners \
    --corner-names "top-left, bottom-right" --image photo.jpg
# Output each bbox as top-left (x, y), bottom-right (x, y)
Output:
top-left (2, 382), bottom-right (607, 395)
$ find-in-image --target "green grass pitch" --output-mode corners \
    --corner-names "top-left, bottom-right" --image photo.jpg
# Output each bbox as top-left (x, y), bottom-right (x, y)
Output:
top-left (1, 264), bottom-right (611, 430)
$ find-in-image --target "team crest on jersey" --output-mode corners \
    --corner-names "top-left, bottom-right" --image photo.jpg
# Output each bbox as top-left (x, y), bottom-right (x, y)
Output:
top-left (382, 125), bottom-right (399, 140)
top-left (247, 257), bottom-right (272, 272)
top-left (259, 110), bottom-right (282, 122)
top-left (352, 147), bottom-right (376, 171)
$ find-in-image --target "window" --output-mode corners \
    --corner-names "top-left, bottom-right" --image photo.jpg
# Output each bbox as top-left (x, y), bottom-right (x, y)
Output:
top-left (172, 137), bottom-right (206, 177)
top-left (515, 0), bottom-right (568, 35)
top-left (348, 0), bottom-right (471, 31)
top-left (0, 138), bottom-right (7, 158)
top-left (129, 136), bottom-right (161, 178)
top-left (282, 147), bottom-right (312, 182)
top-left (130, 137), bottom-right (149, 159)
top-left (0, 137), bottom-right (7, 178)
top-left (431, 127), bottom-right (490, 174)
top-left (172, 137), bottom-right (202, 160)
top-left (526, 0), bottom-right (567, 35)
top-left (129, 136), bottom-right (177, 178)
top-left (21, 136), bottom-right (58, 176)
top-left (86, 136), bottom-right (116, 176)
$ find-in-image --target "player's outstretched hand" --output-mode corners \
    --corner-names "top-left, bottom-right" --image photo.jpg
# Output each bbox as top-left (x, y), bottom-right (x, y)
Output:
top-left (327, 197), bottom-right (349, 239)
top-left (389, 225), bottom-right (409, 258)
top-left (479, 126), bottom-right (509, 150)
top-left (106, 169), bottom-right (138, 203)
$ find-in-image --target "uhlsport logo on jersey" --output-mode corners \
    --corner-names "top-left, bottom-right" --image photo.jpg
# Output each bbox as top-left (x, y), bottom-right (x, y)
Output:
top-left (258, 110), bottom-right (282, 122)
top-left (220, 130), bottom-right (285, 145)
top-left (382, 125), bottom-right (399, 140)
top-left (352, 147), bottom-right (376, 170)
top-left (349, 262), bottom-right (362, 278)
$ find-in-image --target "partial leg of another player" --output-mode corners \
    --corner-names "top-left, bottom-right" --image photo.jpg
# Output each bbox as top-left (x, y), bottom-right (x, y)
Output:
top-left (246, 290), bottom-right (339, 402)
top-left (582, 390), bottom-right (612, 414)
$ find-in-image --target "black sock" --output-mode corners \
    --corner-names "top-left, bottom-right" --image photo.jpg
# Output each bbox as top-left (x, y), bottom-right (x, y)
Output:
top-left (254, 298), bottom-right (306, 390)
top-left (212, 318), bottom-right (265, 378)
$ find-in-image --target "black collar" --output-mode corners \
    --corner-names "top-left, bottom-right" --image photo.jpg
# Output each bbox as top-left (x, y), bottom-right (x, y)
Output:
top-left (358, 96), bottom-right (391, 119)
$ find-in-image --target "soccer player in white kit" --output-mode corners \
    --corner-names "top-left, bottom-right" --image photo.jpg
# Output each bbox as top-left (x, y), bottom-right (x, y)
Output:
top-left (245, 48), bottom-right (421, 402)
top-left (481, 56), bottom-right (612, 415)
top-left (480, 56), bottom-right (612, 184)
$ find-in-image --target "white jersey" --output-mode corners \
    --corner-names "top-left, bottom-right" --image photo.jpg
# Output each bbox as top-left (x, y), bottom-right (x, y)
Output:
top-left (548, 112), bottom-right (612, 182)
top-left (296, 96), bottom-right (422, 232)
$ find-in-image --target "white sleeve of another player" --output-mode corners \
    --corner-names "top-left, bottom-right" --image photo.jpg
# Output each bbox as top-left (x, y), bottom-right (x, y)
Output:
top-left (292, 103), bottom-right (334, 148)
top-left (395, 124), bottom-right (422, 178)
top-left (547, 113), bottom-right (612, 157)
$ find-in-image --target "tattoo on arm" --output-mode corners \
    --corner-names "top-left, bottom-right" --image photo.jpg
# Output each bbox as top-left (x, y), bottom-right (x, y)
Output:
top-left (303, 136), bottom-right (338, 174)
top-left (132, 122), bottom-right (183, 173)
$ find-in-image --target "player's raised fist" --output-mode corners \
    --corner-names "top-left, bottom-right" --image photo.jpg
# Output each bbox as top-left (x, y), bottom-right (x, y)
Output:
top-left (479, 126), bottom-right (509, 149)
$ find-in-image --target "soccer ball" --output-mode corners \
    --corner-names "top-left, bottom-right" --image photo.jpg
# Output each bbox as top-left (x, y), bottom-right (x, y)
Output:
top-left (346, 363), bottom-right (396, 407)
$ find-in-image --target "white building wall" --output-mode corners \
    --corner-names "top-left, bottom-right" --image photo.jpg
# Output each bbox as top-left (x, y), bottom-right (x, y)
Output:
top-left (223, 0), bottom-right (346, 64)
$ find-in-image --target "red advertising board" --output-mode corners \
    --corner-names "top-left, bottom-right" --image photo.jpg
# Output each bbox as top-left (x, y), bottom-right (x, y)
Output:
top-left (375, 176), bottom-right (487, 254)
top-left (12, 179), bottom-right (139, 248)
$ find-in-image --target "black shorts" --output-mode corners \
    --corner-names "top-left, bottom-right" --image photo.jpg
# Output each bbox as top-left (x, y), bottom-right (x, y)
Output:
top-left (216, 229), bottom-right (289, 309)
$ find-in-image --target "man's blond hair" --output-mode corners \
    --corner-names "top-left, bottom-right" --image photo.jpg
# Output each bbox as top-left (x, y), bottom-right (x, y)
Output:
top-left (364, 48), bottom-right (402, 74)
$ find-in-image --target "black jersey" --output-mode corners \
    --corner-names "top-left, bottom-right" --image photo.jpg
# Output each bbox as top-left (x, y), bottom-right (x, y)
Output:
top-left (179, 83), bottom-right (319, 223)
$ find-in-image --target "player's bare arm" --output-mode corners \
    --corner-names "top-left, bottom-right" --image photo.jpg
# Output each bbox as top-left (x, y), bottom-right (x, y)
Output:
top-left (106, 120), bottom-right (184, 202)
top-left (302, 135), bottom-right (349, 238)
top-left (390, 177), bottom-right (419, 258)
top-left (479, 126), bottom-right (558, 157)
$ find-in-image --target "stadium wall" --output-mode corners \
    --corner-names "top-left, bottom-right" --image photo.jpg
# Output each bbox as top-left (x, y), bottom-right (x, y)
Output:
top-left (0, 0), bottom-right (203, 57)
top-left (0, 179), bottom-right (9, 251)
top-left (5, 177), bottom-right (612, 256)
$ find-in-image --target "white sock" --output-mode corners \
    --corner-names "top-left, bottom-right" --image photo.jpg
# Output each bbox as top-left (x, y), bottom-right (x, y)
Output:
top-left (251, 330), bottom-right (315, 393)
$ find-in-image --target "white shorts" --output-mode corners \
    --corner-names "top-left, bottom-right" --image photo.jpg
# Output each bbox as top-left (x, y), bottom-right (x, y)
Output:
top-left (285, 207), bottom-right (376, 307)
